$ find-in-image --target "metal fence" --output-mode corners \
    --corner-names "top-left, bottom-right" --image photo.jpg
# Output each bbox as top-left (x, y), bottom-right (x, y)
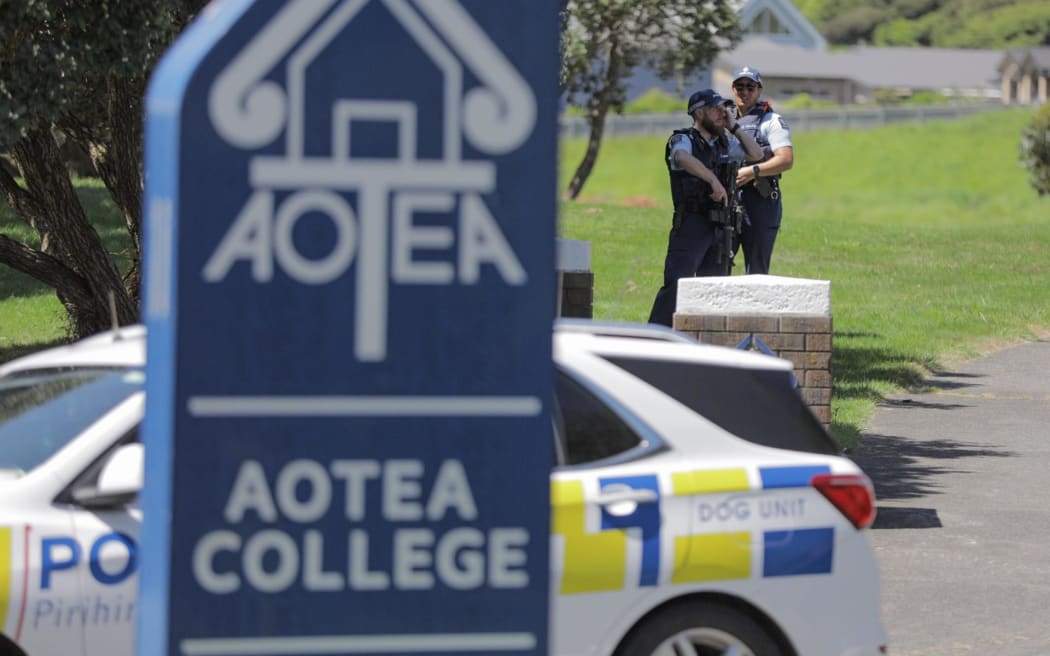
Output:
top-left (559, 101), bottom-right (1005, 139)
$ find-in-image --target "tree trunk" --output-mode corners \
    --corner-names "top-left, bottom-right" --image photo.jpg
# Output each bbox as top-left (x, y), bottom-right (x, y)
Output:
top-left (566, 41), bottom-right (623, 200)
top-left (63, 75), bottom-right (145, 307)
top-left (96, 76), bottom-right (144, 303)
top-left (566, 105), bottom-right (610, 200)
top-left (7, 127), bottom-right (136, 338)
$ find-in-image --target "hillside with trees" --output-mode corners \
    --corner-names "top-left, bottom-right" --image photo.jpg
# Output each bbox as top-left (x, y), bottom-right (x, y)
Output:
top-left (793, 0), bottom-right (1050, 48)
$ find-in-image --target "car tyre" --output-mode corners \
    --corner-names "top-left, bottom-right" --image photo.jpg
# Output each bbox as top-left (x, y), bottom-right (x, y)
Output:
top-left (0, 634), bottom-right (26, 656)
top-left (613, 600), bottom-right (786, 656)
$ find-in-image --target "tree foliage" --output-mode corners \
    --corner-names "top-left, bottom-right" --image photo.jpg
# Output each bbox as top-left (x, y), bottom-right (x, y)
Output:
top-left (560, 0), bottom-right (740, 199)
top-left (1020, 104), bottom-right (1050, 196)
top-left (0, 0), bottom-right (203, 338)
top-left (822, 6), bottom-right (889, 45)
top-left (796, 0), bottom-right (1050, 47)
top-left (872, 16), bottom-right (935, 47)
top-left (930, 2), bottom-right (1050, 48)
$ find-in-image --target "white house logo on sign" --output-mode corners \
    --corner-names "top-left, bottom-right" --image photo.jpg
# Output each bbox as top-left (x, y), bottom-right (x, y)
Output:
top-left (200, 0), bottom-right (536, 362)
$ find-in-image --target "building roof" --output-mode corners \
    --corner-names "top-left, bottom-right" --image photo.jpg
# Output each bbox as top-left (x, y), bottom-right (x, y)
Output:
top-left (719, 41), bottom-right (1003, 90)
top-left (1021, 47), bottom-right (1050, 71)
top-left (999, 48), bottom-right (1050, 74)
top-left (738, 0), bottom-right (827, 51)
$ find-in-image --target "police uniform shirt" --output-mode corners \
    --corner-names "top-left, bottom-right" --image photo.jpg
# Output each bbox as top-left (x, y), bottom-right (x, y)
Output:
top-left (754, 110), bottom-right (792, 153)
top-left (667, 132), bottom-right (746, 170)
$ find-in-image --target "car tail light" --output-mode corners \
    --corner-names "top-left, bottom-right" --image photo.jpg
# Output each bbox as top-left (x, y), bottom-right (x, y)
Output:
top-left (811, 473), bottom-right (876, 529)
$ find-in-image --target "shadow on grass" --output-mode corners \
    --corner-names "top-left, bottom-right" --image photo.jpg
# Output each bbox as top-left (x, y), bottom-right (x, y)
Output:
top-left (0, 339), bottom-right (69, 366)
top-left (833, 344), bottom-right (932, 399)
top-left (828, 332), bottom-right (985, 443)
top-left (0, 267), bottom-right (52, 300)
top-left (0, 183), bottom-right (131, 300)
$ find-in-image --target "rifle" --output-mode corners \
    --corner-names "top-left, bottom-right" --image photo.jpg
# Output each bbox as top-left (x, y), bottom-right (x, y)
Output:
top-left (708, 161), bottom-right (745, 275)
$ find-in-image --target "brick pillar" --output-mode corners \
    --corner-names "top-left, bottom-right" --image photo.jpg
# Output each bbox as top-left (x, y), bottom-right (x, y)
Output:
top-left (559, 271), bottom-right (593, 318)
top-left (672, 276), bottom-right (833, 430)
top-left (557, 239), bottom-right (593, 319)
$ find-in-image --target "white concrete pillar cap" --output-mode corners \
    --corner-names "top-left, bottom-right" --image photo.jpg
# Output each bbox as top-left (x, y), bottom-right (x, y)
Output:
top-left (556, 239), bottom-right (591, 272)
top-left (676, 275), bottom-right (831, 315)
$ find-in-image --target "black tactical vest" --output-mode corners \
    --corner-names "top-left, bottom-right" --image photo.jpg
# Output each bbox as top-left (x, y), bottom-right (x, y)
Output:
top-left (666, 128), bottom-right (730, 216)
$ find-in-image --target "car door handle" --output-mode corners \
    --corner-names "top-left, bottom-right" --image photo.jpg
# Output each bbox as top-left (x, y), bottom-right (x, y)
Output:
top-left (595, 488), bottom-right (659, 506)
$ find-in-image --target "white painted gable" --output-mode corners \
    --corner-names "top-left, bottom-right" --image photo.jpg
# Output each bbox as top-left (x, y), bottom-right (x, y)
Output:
top-left (738, 0), bottom-right (826, 51)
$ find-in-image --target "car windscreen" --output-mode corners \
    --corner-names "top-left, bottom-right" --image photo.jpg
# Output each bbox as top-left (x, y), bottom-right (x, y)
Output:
top-left (602, 356), bottom-right (839, 455)
top-left (0, 367), bottom-right (143, 475)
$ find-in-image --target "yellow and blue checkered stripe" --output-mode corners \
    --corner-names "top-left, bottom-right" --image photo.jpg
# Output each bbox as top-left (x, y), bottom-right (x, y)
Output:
top-left (670, 468), bottom-right (751, 584)
top-left (552, 464), bottom-right (836, 594)
top-left (0, 526), bottom-right (10, 630)
top-left (759, 465), bottom-right (835, 577)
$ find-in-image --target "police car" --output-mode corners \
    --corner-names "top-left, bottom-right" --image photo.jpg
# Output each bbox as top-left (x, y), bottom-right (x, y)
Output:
top-left (0, 322), bottom-right (887, 656)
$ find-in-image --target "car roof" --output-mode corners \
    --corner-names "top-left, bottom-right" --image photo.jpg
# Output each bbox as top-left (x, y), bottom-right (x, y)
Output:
top-left (0, 325), bottom-right (145, 375)
top-left (1, 321), bottom-right (784, 376)
top-left (554, 319), bottom-right (793, 372)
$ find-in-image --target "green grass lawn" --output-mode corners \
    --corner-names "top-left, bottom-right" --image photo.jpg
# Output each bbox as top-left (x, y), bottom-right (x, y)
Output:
top-left (560, 108), bottom-right (1050, 446)
top-left (0, 178), bottom-right (130, 359)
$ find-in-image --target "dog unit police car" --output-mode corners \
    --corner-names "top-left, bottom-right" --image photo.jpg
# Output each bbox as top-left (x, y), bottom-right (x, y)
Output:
top-left (0, 322), bottom-right (887, 656)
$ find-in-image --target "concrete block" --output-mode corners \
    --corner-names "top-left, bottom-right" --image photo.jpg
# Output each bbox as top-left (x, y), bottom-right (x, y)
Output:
top-left (677, 275), bottom-right (831, 316)
top-left (556, 239), bottom-right (591, 272)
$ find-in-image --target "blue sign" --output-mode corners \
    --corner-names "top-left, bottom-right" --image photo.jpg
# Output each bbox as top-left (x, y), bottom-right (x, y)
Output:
top-left (140, 1), bottom-right (557, 655)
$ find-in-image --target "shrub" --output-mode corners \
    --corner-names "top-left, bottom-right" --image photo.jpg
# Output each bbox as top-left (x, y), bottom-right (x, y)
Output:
top-left (873, 88), bottom-right (904, 105)
top-left (624, 88), bottom-right (683, 115)
top-left (780, 93), bottom-right (837, 109)
top-left (823, 6), bottom-right (889, 45)
top-left (905, 90), bottom-right (951, 105)
top-left (1020, 103), bottom-right (1050, 196)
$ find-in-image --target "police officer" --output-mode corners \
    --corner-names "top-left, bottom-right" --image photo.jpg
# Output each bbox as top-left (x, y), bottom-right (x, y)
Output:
top-left (731, 66), bottom-right (794, 275)
top-left (648, 89), bottom-right (763, 327)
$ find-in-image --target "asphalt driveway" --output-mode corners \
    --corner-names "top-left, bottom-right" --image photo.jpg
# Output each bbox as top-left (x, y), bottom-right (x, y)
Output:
top-left (851, 338), bottom-right (1050, 656)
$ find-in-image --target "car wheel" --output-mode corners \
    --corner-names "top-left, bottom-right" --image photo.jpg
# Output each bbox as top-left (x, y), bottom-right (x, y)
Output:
top-left (614, 600), bottom-right (786, 656)
top-left (0, 635), bottom-right (25, 656)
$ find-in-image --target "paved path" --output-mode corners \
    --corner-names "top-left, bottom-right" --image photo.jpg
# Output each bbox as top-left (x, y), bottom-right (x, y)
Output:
top-left (851, 338), bottom-right (1050, 656)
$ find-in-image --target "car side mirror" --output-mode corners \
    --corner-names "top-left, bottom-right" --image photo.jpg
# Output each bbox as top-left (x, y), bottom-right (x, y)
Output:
top-left (73, 443), bottom-right (144, 509)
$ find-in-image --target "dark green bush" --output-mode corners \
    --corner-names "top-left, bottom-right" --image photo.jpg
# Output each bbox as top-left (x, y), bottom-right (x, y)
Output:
top-left (822, 6), bottom-right (890, 44)
top-left (624, 88), bottom-right (682, 115)
top-left (1020, 104), bottom-right (1050, 196)
top-left (780, 93), bottom-right (837, 109)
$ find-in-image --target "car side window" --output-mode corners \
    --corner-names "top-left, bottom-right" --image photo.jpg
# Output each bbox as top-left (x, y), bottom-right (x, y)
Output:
top-left (0, 368), bottom-right (144, 475)
top-left (555, 370), bottom-right (642, 466)
top-left (601, 356), bottom-right (839, 455)
top-left (55, 425), bottom-right (141, 506)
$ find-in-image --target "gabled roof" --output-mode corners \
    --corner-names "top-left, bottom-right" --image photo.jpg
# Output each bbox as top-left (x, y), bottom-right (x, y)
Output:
top-left (738, 0), bottom-right (827, 51)
top-left (999, 50), bottom-right (1024, 73)
top-left (998, 48), bottom-right (1050, 75)
top-left (1021, 47), bottom-right (1050, 72)
top-left (719, 41), bottom-right (1003, 89)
